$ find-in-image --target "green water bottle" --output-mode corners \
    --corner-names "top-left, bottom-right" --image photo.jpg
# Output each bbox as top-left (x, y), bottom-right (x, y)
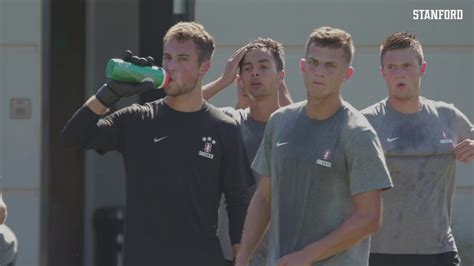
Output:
top-left (105, 58), bottom-right (169, 88)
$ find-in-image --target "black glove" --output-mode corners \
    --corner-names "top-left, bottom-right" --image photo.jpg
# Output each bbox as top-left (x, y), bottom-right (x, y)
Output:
top-left (95, 50), bottom-right (157, 108)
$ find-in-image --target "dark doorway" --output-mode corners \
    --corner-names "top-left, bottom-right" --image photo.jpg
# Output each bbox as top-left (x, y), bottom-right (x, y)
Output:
top-left (41, 0), bottom-right (86, 265)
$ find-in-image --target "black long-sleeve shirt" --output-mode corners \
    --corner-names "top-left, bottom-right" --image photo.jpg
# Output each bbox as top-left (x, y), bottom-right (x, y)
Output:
top-left (61, 99), bottom-right (254, 266)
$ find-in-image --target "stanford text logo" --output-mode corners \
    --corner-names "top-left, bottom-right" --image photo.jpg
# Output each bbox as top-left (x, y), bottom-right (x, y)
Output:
top-left (413, 9), bottom-right (463, 20)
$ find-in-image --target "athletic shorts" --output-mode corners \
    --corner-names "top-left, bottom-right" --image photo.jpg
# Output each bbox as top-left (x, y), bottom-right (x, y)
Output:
top-left (369, 252), bottom-right (461, 266)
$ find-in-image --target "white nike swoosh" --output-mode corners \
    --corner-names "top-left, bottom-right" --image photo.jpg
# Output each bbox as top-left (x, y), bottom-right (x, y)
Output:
top-left (276, 142), bottom-right (288, 147)
top-left (153, 136), bottom-right (168, 143)
top-left (386, 137), bottom-right (400, 142)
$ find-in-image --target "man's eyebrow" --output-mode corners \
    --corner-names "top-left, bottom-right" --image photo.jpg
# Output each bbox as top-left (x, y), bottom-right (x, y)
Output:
top-left (257, 59), bottom-right (271, 64)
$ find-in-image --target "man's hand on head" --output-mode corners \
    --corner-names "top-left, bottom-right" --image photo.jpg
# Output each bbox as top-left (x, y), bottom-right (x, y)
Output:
top-left (220, 46), bottom-right (248, 85)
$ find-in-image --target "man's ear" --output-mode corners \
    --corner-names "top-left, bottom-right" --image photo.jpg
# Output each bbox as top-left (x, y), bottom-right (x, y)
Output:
top-left (299, 58), bottom-right (305, 73)
top-left (199, 60), bottom-right (211, 75)
top-left (235, 75), bottom-right (242, 88)
top-left (278, 70), bottom-right (285, 80)
top-left (344, 66), bottom-right (354, 80)
top-left (419, 61), bottom-right (427, 76)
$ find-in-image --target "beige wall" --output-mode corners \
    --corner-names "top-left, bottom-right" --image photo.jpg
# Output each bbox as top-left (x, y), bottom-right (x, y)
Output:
top-left (0, 0), bottom-right (42, 265)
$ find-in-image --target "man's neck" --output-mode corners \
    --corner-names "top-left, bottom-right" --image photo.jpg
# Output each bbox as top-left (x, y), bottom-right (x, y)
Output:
top-left (165, 87), bottom-right (204, 112)
top-left (249, 95), bottom-right (280, 122)
top-left (387, 95), bottom-right (421, 114)
top-left (306, 94), bottom-right (343, 120)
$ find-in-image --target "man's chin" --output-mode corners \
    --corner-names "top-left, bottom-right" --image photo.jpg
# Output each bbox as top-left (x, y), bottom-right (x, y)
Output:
top-left (390, 94), bottom-right (416, 102)
top-left (163, 86), bottom-right (178, 96)
top-left (164, 87), bottom-right (193, 97)
top-left (247, 90), bottom-right (269, 99)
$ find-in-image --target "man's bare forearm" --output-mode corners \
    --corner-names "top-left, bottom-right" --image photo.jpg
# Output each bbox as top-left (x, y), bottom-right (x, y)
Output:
top-left (298, 191), bottom-right (382, 264)
top-left (85, 96), bottom-right (109, 115)
top-left (202, 76), bottom-right (234, 101)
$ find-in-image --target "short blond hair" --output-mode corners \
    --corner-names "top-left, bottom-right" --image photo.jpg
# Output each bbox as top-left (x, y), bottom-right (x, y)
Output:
top-left (305, 26), bottom-right (354, 65)
top-left (163, 21), bottom-right (215, 64)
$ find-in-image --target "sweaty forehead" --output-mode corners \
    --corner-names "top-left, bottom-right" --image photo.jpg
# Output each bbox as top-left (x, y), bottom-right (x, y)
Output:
top-left (163, 38), bottom-right (198, 55)
top-left (306, 44), bottom-right (345, 63)
top-left (382, 49), bottom-right (418, 64)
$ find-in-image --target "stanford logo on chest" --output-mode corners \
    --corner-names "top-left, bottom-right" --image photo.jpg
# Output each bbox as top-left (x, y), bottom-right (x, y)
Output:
top-left (204, 142), bottom-right (212, 153)
top-left (316, 148), bottom-right (332, 168)
top-left (199, 136), bottom-right (216, 159)
top-left (440, 130), bottom-right (453, 144)
top-left (322, 149), bottom-right (331, 160)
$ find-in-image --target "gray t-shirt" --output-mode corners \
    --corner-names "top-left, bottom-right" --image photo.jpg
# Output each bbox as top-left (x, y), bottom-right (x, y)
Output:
top-left (253, 100), bottom-right (393, 266)
top-left (220, 107), bottom-right (267, 184)
top-left (361, 97), bottom-right (474, 254)
top-left (217, 107), bottom-right (268, 264)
